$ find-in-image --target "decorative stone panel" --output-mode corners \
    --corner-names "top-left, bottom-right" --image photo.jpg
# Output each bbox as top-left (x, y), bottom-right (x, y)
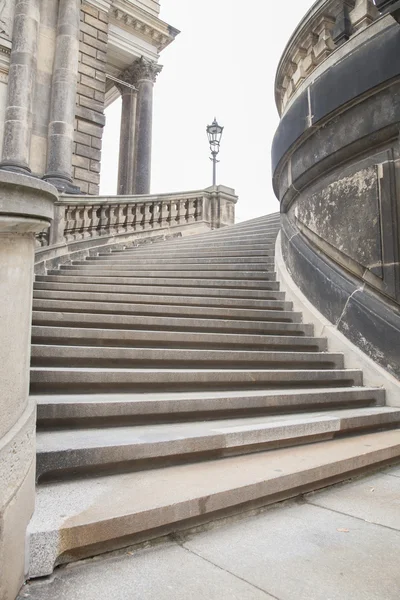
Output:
top-left (73, 2), bottom-right (109, 194)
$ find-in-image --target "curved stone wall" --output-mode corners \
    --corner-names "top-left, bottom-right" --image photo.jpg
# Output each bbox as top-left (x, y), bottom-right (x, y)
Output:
top-left (272, 8), bottom-right (400, 380)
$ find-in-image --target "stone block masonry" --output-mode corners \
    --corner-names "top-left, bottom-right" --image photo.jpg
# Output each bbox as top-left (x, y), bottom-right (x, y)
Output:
top-left (73, 3), bottom-right (108, 195)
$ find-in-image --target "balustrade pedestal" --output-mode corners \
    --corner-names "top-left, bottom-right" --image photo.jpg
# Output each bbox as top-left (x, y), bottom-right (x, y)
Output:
top-left (0, 172), bottom-right (57, 599)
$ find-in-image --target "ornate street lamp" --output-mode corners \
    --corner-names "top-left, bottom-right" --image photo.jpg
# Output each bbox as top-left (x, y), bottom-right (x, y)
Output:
top-left (206, 118), bottom-right (224, 187)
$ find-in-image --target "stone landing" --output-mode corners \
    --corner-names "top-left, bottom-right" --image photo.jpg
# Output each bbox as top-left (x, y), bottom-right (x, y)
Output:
top-left (18, 465), bottom-right (400, 600)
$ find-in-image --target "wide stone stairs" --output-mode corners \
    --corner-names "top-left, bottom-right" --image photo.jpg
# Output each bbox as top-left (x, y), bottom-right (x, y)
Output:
top-left (28, 213), bottom-right (400, 577)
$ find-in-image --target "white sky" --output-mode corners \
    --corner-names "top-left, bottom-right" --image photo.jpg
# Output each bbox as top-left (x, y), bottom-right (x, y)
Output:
top-left (101, 0), bottom-right (316, 222)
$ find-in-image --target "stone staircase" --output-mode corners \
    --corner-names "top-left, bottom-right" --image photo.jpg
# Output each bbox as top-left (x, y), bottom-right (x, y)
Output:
top-left (28, 213), bottom-right (400, 578)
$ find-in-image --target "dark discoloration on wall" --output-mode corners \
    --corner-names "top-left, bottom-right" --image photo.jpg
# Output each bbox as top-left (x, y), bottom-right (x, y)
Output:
top-left (273, 20), bottom-right (400, 380)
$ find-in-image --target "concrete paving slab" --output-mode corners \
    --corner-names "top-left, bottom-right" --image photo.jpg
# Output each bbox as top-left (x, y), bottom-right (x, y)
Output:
top-left (306, 473), bottom-right (400, 530)
top-left (18, 543), bottom-right (273, 600)
top-left (388, 466), bottom-right (400, 478)
top-left (183, 501), bottom-right (400, 600)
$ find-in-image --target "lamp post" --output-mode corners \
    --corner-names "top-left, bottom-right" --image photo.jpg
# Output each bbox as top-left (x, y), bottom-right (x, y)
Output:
top-left (206, 118), bottom-right (224, 187)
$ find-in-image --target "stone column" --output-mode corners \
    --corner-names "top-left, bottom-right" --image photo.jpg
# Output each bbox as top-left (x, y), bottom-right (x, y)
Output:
top-left (115, 66), bottom-right (139, 196)
top-left (0, 0), bottom-right (40, 173)
top-left (0, 171), bottom-right (57, 600)
top-left (133, 58), bottom-right (162, 195)
top-left (44, 0), bottom-right (81, 193)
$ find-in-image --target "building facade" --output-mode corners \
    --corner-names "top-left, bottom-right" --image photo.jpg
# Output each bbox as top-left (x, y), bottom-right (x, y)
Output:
top-left (0, 0), bottom-right (178, 195)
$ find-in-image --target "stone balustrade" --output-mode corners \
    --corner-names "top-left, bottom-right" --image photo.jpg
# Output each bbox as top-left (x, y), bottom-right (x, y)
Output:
top-left (275, 0), bottom-right (381, 115)
top-left (36, 186), bottom-right (237, 249)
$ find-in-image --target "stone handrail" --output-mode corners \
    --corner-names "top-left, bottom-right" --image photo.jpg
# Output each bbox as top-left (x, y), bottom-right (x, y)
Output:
top-left (36, 186), bottom-right (237, 248)
top-left (275, 0), bottom-right (381, 115)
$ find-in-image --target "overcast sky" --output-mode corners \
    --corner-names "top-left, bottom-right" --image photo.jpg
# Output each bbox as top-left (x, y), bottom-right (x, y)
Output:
top-left (101, 0), bottom-right (316, 222)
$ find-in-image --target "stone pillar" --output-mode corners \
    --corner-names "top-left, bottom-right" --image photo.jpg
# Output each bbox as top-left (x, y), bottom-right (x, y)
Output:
top-left (0, 0), bottom-right (40, 173)
top-left (0, 171), bottom-right (57, 600)
top-left (133, 58), bottom-right (162, 195)
top-left (44, 0), bottom-right (81, 193)
top-left (115, 66), bottom-right (139, 196)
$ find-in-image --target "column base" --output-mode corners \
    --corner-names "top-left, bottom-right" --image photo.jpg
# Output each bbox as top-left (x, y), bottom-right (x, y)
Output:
top-left (43, 174), bottom-right (81, 195)
top-left (0, 161), bottom-right (32, 175)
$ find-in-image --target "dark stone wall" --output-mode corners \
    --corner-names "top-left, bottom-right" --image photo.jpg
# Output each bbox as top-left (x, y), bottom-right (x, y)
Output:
top-left (272, 19), bottom-right (400, 379)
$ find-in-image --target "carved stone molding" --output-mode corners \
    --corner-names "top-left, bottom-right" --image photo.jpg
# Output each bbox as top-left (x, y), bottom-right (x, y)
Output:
top-left (117, 56), bottom-right (162, 90)
top-left (0, 0), bottom-right (14, 40)
top-left (111, 6), bottom-right (179, 52)
top-left (275, 0), bottom-right (381, 114)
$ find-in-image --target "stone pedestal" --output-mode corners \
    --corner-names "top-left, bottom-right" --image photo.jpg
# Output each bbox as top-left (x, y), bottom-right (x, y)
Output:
top-left (0, 172), bottom-right (57, 599)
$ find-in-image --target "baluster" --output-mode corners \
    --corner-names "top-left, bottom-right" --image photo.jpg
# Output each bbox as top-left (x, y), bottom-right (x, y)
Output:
top-left (332, 4), bottom-right (353, 47)
top-left (109, 204), bottom-right (118, 236)
top-left (137, 203), bottom-right (145, 230)
top-left (99, 205), bottom-right (108, 236)
top-left (82, 205), bottom-right (90, 238)
top-left (161, 201), bottom-right (169, 228)
top-left (313, 16), bottom-right (336, 64)
top-left (64, 205), bottom-right (75, 242)
top-left (350, 0), bottom-right (379, 32)
top-left (171, 202), bottom-right (178, 225)
top-left (291, 46), bottom-right (307, 89)
top-left (91, 205), bottom-right (100, 237)
top-left (144, 203), bottom-right (152, 229)
top-left (195, 197), bottom-right (203, 222)
top-left (187, 199), bottom-right (196, 222)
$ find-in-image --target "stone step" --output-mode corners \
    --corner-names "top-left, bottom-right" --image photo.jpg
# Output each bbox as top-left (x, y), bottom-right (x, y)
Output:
top-left (87, 255), bottom-right (274, 265)
top-left (29, 367), bottom-right (364, 394)
top-left (120, 243), bottom-right (276, 255)
top-left (131, 236), bottom-right (277, 249)
top-left (28, 430), bottom-right (400, 578)
top-left (31, 345), bottom-right (344, 370)
top-left (32, 290), bottom-right (292, 311)
top-left (31, 310), bottom-right (314, 335)
top-left (31, 326), bottom-right (325, 351)
top-left (31, 299), bottom-right (301, 323)
top-left (35, 387), bottom-right (385, 427)
top-left (101, 249), bottom-right (275, 259)
top-left (55, 266), bottom-right (277, 280)
top-left (35, 407), bottom-right (400, 483)
top-left (36, 275), bottom-right (281, 290)
top-left (33, 281), bottom-right (285, 300)
top-left (74, 261), bottom-right (275, 271)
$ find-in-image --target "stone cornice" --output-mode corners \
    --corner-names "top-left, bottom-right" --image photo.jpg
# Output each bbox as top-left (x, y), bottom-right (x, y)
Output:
top-left (111, 0), bottom-right (179, 52)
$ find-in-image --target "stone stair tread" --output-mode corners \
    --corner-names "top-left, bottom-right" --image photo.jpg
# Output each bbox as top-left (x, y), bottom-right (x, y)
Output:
top-left (31, 311), bottom-right (314, 335)
top-left (28, 430), bottom-right (400, 578)
top-left (29, 367), bottom-right (364, 394)
top-left (36, 407), bottom-right (400, 452)
top-left (31, 326), bottom-right (326, 350)
top-left (36, 276), bottom-right (281, 290)
top-left (31, 300), bottom-right (300, 322)
top-left (33, 282), bottom-right (285, 299)
top-left (30, 345), bottom-right (344, 369)
top-left (34, 386), bottom-right (384, 406)
top-left (32, 290), bottom-right (290, 310)
top-left (34, 386), bottom-right (386, 422)
top-left (54, 268), bottom-right (277, 280)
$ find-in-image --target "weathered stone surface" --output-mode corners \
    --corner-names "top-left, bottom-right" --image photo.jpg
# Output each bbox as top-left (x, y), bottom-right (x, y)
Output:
top-left (0, 171), bottom-right (57, 600)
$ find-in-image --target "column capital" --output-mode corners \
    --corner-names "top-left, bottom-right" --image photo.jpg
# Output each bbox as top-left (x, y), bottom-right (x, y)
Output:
top-left (117, 57), bottom-right (163, 91)
top-left (135, 57), bottom-right (163, 83)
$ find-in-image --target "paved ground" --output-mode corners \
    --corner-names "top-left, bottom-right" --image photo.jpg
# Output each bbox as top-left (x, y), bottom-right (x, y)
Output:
top-left (18, 465), bottom-right (400, 600)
